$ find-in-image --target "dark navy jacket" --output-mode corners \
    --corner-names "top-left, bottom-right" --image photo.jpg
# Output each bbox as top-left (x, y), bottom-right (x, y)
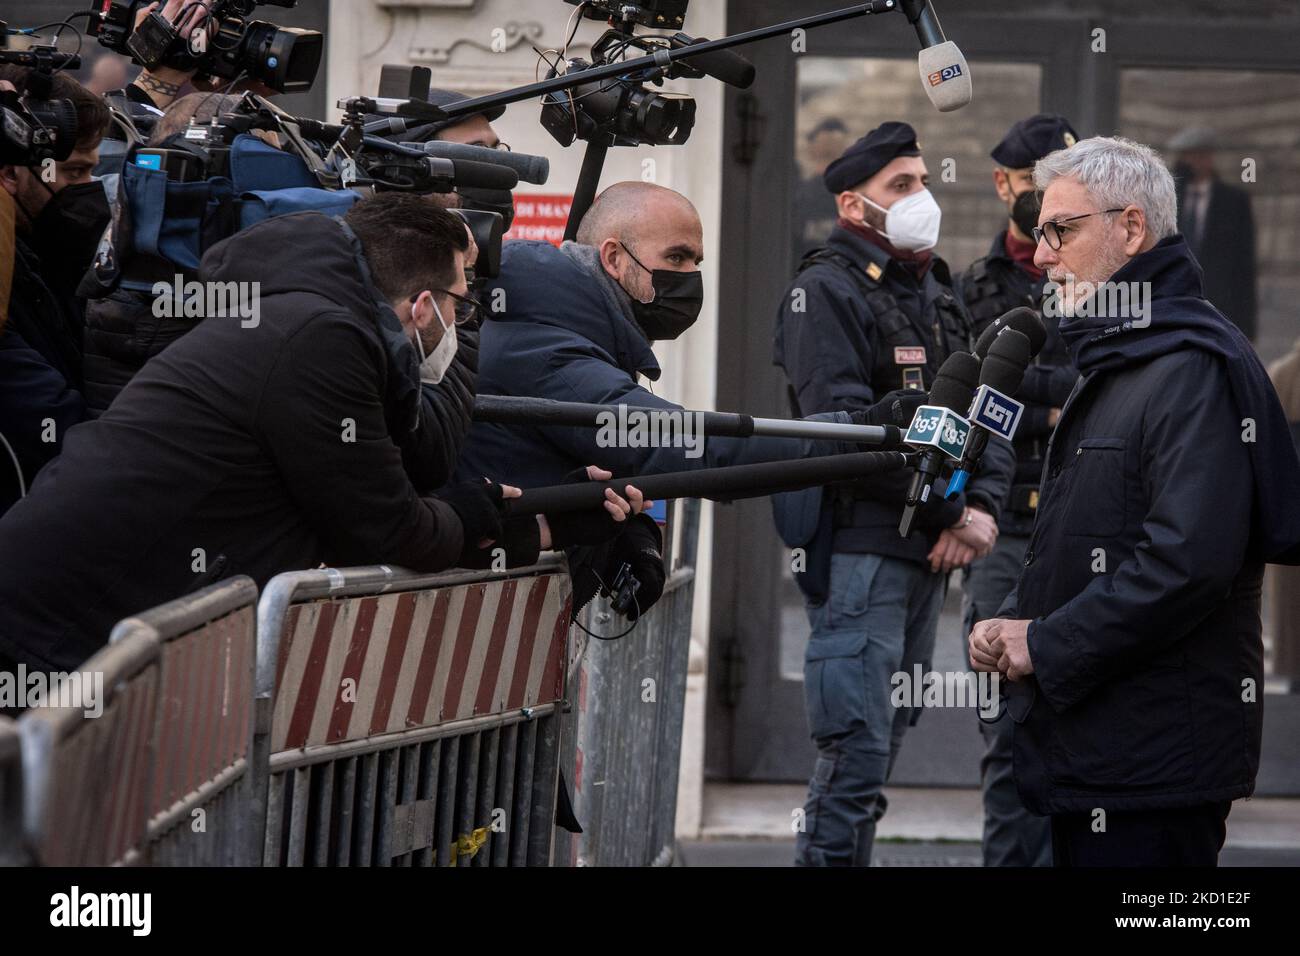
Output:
top-left (1001, 237), bottom-right (1300, 813)
top-left (456, 240), bottom-right (826, 489)
top-left (773, 223), bottom-right (1012, 565)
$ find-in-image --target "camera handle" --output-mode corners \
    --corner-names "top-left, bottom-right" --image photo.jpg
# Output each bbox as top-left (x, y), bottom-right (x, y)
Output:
top-left (565, 139), bottom-right (609, 242)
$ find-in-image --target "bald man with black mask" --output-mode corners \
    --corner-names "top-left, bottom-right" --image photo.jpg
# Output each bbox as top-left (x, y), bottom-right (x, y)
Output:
top-left (454, 181), bottom-right (922, 617)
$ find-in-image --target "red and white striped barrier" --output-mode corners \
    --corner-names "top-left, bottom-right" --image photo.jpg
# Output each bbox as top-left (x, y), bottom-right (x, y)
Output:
top-left (270, 574), bottom-right (571, 752)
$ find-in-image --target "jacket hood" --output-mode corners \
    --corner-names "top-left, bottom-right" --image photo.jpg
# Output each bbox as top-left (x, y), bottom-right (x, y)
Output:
top-left (200, 211), bottom-right (422, 432)
top-left (1060, 235), bottom-right (1300, 564)
top-left (486, 240), bottom-right (660, 381)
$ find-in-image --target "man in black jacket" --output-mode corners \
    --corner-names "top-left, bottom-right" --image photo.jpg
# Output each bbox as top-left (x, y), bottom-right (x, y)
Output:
top-left (0, 195), bottom-right (636, 673)
top-left (969, 135), bottom-right (1300, 866)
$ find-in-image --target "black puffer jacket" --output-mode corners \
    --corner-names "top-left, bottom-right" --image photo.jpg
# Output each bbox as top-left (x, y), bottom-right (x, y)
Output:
top-left (0, 212), bottom-right (471, 671)
top-left (81, 285), bottom-right (199, 417)
top-left (81, 281), bottom-right (479, 491)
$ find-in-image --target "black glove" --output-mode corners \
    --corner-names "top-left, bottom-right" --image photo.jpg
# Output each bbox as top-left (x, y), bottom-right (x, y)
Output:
top-left (456, 515), bottom-right (542, 571)
top-left (604, 513), bottom-right (666, 620)
top-left (849, 388), bottom-right (928, 429)
top-left (545, 467), bottom-right (635, 550)
top-left (436, 480), bottom-right (507, 562)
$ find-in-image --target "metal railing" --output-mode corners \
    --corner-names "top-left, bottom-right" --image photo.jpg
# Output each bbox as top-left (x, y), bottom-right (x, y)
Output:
top-left (254, 560), bottom-right (573, 866)
top-left (7, 500), bottom-right (702, 867)
top-left (556, 498), bottom-right (701, 867)
top-left (17, 577), bottom-right (258, 866)
top-left (111, 577), bottom-right (259, 865)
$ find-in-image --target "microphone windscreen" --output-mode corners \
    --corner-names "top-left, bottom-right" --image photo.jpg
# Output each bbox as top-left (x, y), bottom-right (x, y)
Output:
top-left (929, 351), bottom-right (980, 413)
top-left (448, 158), bottom-right (519, 191)
top-left (980, 329), bottom-right (1031, 396)
top-left (975, 306), bottom-right (1047, 359)
top-left (425, 140), bottom-right (550, 185)
top-left (680, 39), bottom-right (757, 89)
top-left (917, 41), bottom-right (972, 112)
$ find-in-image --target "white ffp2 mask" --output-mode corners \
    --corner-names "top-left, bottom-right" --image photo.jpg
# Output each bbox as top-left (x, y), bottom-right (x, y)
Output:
top-left (416, 299), bottom-right (458, 385)
top-left (856, 188), bottom-right (942, 252)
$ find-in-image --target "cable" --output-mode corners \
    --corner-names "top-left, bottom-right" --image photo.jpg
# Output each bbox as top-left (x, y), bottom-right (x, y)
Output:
top-left (190, 69), bottom-right (248, 132)
top-left (562, 1), bottom-right (586, 58)
top-left (570, 566), bottom-right (640, 642)
top-left (0, 431), bottom-right (27, 502)
top-left (23, 14), bottom-right (91, 77)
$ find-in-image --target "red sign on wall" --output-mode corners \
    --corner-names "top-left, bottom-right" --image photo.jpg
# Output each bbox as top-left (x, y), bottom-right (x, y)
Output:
top-left (503, 194), bottom-right (574, 246)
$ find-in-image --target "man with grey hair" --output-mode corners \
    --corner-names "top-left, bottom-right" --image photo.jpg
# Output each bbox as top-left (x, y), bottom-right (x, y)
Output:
top-left (968, 136), bottom-right (1300, 866)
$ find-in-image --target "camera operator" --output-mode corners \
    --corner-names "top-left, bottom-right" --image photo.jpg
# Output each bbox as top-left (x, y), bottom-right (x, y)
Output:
top-left (0, 193), bottom-right (643, 674)
top-left (94, 1), bottom-right (279, 179)
top-left (0, 66), bottom-right (111, 517)
top-left (372, 87), bottom-right (512, 223)
top-left (121, 0), bottom-right (215, 110)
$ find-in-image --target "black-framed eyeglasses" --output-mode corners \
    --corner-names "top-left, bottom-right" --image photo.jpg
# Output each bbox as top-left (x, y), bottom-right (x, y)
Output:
top-left (1032, 208), bottom-right (1127, 250)
top-left (409, 289), bottom-right (485, 326)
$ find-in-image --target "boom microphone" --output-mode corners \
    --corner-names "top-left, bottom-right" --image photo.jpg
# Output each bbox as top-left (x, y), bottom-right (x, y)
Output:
top-left (676, 36), bottom-right (757, 89)
top-left (901, 0), bottom-right (973, 112)
top-left (973, 305), bottom-right (1046, 360)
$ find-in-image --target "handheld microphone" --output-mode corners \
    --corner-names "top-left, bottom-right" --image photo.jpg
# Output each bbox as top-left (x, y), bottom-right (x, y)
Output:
top-left (946, 329), bottom-right (1031, 498)
top-left (899, 351), bottom-right (979, 538)
top-left (901, 0), bottom-right (972, 112)
top-left (973, 305), bottom-right (1046, 360)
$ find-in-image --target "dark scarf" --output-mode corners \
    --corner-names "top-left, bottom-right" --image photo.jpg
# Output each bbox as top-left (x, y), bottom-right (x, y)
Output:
top-left (1003, 228), bottom-right (1044, 280)
top-left (837, 216), bottom-right (934, 281)
top-left (1060, 235), bottom-right (1300, 564)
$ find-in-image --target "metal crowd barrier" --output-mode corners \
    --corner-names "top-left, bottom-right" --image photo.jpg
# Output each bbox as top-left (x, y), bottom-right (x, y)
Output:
top-left (8, 503), bottom-right (700, 868)
top-left (254, 560), bottom-right (573, 866)
top-left (17, 577), bottom-right (258, 866)
top-left (112, 577), bottom-right (259, 865)
top-left (554, 498), bottom-right (701, 867)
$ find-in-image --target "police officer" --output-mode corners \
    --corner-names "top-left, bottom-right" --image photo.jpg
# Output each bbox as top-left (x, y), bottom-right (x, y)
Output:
top-left (774, 121), bottom-right (1011, 866)
top-left (955, 113), bottom-right (1081, 867)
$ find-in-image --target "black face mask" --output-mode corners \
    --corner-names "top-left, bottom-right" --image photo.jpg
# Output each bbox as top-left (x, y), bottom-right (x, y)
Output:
top-left (1010, 188), bottom-right (1041, 239)
top-left (30, 180), bottom-right (112, 292)
top-left (620, 241), bottom-right (704, 341)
